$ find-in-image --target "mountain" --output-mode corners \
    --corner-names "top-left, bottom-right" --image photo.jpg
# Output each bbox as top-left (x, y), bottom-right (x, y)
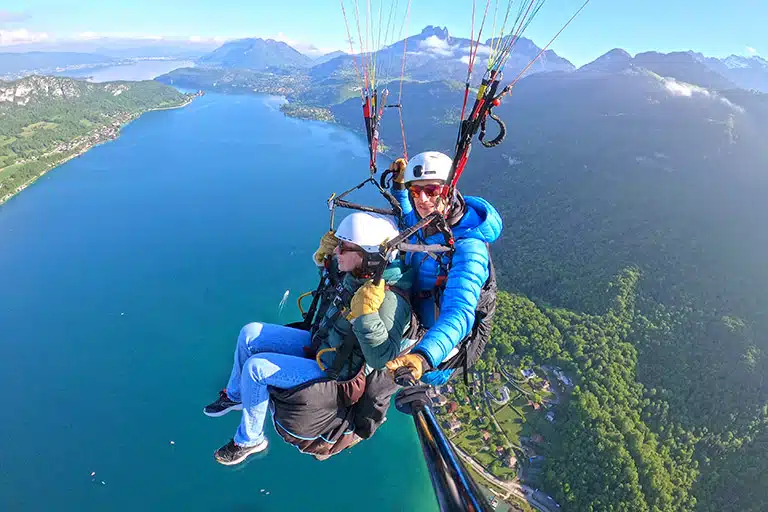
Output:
top-left (312, 50), bottom-right (346, 65)
top-left (577, 49), bottom-right (747, 91)
top-left (0, 52), bottom-right (118, 79)
top-left (577, 48), bottom-right (768, 93)
top-left (576, 48), bottom-right (632, 74)
top-left (196, 38), bottom-right (313, 70)
top-left (630, 51), bottom-right (737, 89)
top-left (0, 74), bottom-right (175, 106)
top-left (156, 66), bottom-right (310, 97)
top-left (311, 25), bottom-right (574, 84)
top-left (700, 54), bottom-right (768, 92)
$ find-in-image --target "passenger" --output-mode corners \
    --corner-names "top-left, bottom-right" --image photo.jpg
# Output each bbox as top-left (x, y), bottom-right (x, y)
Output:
top-left (204, 212), bottom-right (413, 465)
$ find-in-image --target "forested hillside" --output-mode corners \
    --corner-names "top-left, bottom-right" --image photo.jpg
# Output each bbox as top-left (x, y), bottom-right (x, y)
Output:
top-left (0, 76), bottom-right (191, 203)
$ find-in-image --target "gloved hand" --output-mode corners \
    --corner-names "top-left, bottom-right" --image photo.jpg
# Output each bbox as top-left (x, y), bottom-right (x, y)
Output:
top-left (394, 384), bottom-right (431, 415)
top-left (386, 353), bottom-right (429, 381)
top-left (313, 230), bottom-right (338, 266)
top-left (389, 158), bottom-right (407, 184)
top-left (346, 280), bottom-right (386, 321)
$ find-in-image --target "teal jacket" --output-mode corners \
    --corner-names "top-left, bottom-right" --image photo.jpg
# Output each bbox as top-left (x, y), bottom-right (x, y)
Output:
top-left (314, 259), bottom-right (414, 380)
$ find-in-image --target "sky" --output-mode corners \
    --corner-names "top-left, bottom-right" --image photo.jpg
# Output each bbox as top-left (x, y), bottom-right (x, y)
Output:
top-left (1, 0), bottom-right (766, 66)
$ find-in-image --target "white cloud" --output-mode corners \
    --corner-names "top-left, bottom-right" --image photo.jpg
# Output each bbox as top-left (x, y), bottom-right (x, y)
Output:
top-left (188, 35), bottom-right (228, 44)
top-left (662, 77), bottom-right (744, 113)
top-left (69, 32), bottom-right (227, 46)
top-left (472, 44), bottom-right (492, 56)
top-left (0, 28), bottom-right (49, 45)
top-left (418, 35), bottom-right (455, 57)
top-left (746, 46), bottom-right (758, 56)
top-left (74, 32), bottom-right (164, 41)
top-left (664, 79), bottom-right (702, 97)
top-left (2, 28), bottom-right (328, 53)
top-left (457, 44), bottom-right (493, 65)
top-left (269, 32), bottom-right (340, 57)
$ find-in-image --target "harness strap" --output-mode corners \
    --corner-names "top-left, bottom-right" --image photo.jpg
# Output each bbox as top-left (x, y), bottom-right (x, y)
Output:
top-left (326, 330), bottom-right (358, 380)
top-left (386, 285), bottom-right (422, 343)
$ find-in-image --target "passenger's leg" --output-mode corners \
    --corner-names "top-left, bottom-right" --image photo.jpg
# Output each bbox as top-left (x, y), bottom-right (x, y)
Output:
top-left (214, 352), bottom-right (326, 465)
top-left (205, 322), bottom-right (310, 417)
top-left (226, 323), bottom-right (312, 401)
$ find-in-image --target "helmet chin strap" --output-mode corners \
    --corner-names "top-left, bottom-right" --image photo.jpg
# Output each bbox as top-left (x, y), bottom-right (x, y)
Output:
top-left (357, 250), bottom-right (387, 279)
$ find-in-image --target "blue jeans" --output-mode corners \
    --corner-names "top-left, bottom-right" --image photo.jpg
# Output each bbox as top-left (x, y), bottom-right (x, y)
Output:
top-left (225, 322), bottom-right (327, 447)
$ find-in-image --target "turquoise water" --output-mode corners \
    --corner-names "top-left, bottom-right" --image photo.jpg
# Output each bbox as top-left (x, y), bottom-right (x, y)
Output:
top-left (0, 93), bottom-right (437, 511)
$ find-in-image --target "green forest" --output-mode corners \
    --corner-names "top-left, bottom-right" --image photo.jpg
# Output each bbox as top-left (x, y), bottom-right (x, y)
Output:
top-left (483, 275), bottom-right (699, 511)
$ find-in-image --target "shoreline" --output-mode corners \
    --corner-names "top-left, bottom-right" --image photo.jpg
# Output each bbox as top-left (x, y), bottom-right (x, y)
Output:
top-left (0, 95), bottom-right (198, 207)
top-left (146, 95), bottom-right (196, 112)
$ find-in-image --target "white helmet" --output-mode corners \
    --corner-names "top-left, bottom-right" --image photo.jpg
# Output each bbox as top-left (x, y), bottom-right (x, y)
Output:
top-left (336, 212), bottom-right (400, 258)
top-left (404, 151), bottom-right (453, 184)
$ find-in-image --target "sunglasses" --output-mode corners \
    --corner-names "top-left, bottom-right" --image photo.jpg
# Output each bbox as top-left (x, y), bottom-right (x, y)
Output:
top-left (337, 241), bottom-right (363, 254)
top-left (408, 183), bottom-right (448, 198)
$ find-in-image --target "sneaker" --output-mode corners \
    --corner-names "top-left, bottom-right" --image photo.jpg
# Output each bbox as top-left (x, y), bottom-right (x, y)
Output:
top-left (214, 439), bottom-right (269, 466)
top-left (203, 390), bottom-right (243, 417)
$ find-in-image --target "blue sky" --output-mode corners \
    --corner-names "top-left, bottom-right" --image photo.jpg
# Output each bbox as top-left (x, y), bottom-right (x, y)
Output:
top-left (1, 0), bottom-right (766, 66)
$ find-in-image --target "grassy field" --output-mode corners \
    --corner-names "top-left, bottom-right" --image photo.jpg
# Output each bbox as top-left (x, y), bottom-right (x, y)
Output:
top-left (20, 121), bottom-right (57, 137)
top-left (454, 427), bottom-right (487, 454)
top-left (494, 405), bottom-right (525, 445)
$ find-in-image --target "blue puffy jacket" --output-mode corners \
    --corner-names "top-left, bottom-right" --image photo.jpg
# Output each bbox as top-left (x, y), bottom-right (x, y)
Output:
top-left (392, 186), bottom-right (502, 385)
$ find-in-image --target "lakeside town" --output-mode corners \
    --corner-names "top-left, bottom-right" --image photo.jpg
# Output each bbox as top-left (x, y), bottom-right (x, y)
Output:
top-left (432, 356), bottom-right (575, 511)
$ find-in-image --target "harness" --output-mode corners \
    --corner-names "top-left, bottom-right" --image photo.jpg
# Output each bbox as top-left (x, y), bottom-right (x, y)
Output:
top-left (297, 261), bottom-right (416, 381)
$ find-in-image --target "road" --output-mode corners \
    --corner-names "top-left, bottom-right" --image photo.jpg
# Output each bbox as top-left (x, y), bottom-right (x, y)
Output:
top-left (481, 374), bottom-right (514, 448)
top-left (453, 445), bottom-right (558, 512)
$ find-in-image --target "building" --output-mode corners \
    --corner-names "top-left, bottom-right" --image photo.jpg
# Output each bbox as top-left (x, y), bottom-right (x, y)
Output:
top-left (432, 394), bottom-right (448, 406)
top-left (553, 368), bottom-right (573, 387)
top-left (446, 401), bottom-right (459, 414)
top-left (520, 368), bottom-right (536, 380)
top-left (447, 419), bottom-right (462, 432)
top-left (505, 454), bottom-right (516, 468)
top-left (482, 430), bottom-right (491, 442)
top-left (531, 434), bottom-right (545, 444)
top-left (529, 400), bottom-right (542, 411)
top-left (546, 411), bottom-right (555, 423)
top-left (496, 446), bottom-right (506, 456)
top-left (523, 446), bottom-right (538, 458)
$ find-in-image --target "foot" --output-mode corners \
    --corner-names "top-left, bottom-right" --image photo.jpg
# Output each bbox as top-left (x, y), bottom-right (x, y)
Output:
top-left (214, 439), bottom-right (269, 466)
top-left (203, 390), bottom-right (243, 417)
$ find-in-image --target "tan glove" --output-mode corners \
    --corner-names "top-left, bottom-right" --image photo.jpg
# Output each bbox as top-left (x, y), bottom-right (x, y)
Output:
top-left (389, 158), bottom-right (407, 184)
top-left (386, 353), bottom-right (428, 381)
top-left (346, 280), bottom-right (386, 321)
top-left (313, 230), bottom-right (338, 266)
